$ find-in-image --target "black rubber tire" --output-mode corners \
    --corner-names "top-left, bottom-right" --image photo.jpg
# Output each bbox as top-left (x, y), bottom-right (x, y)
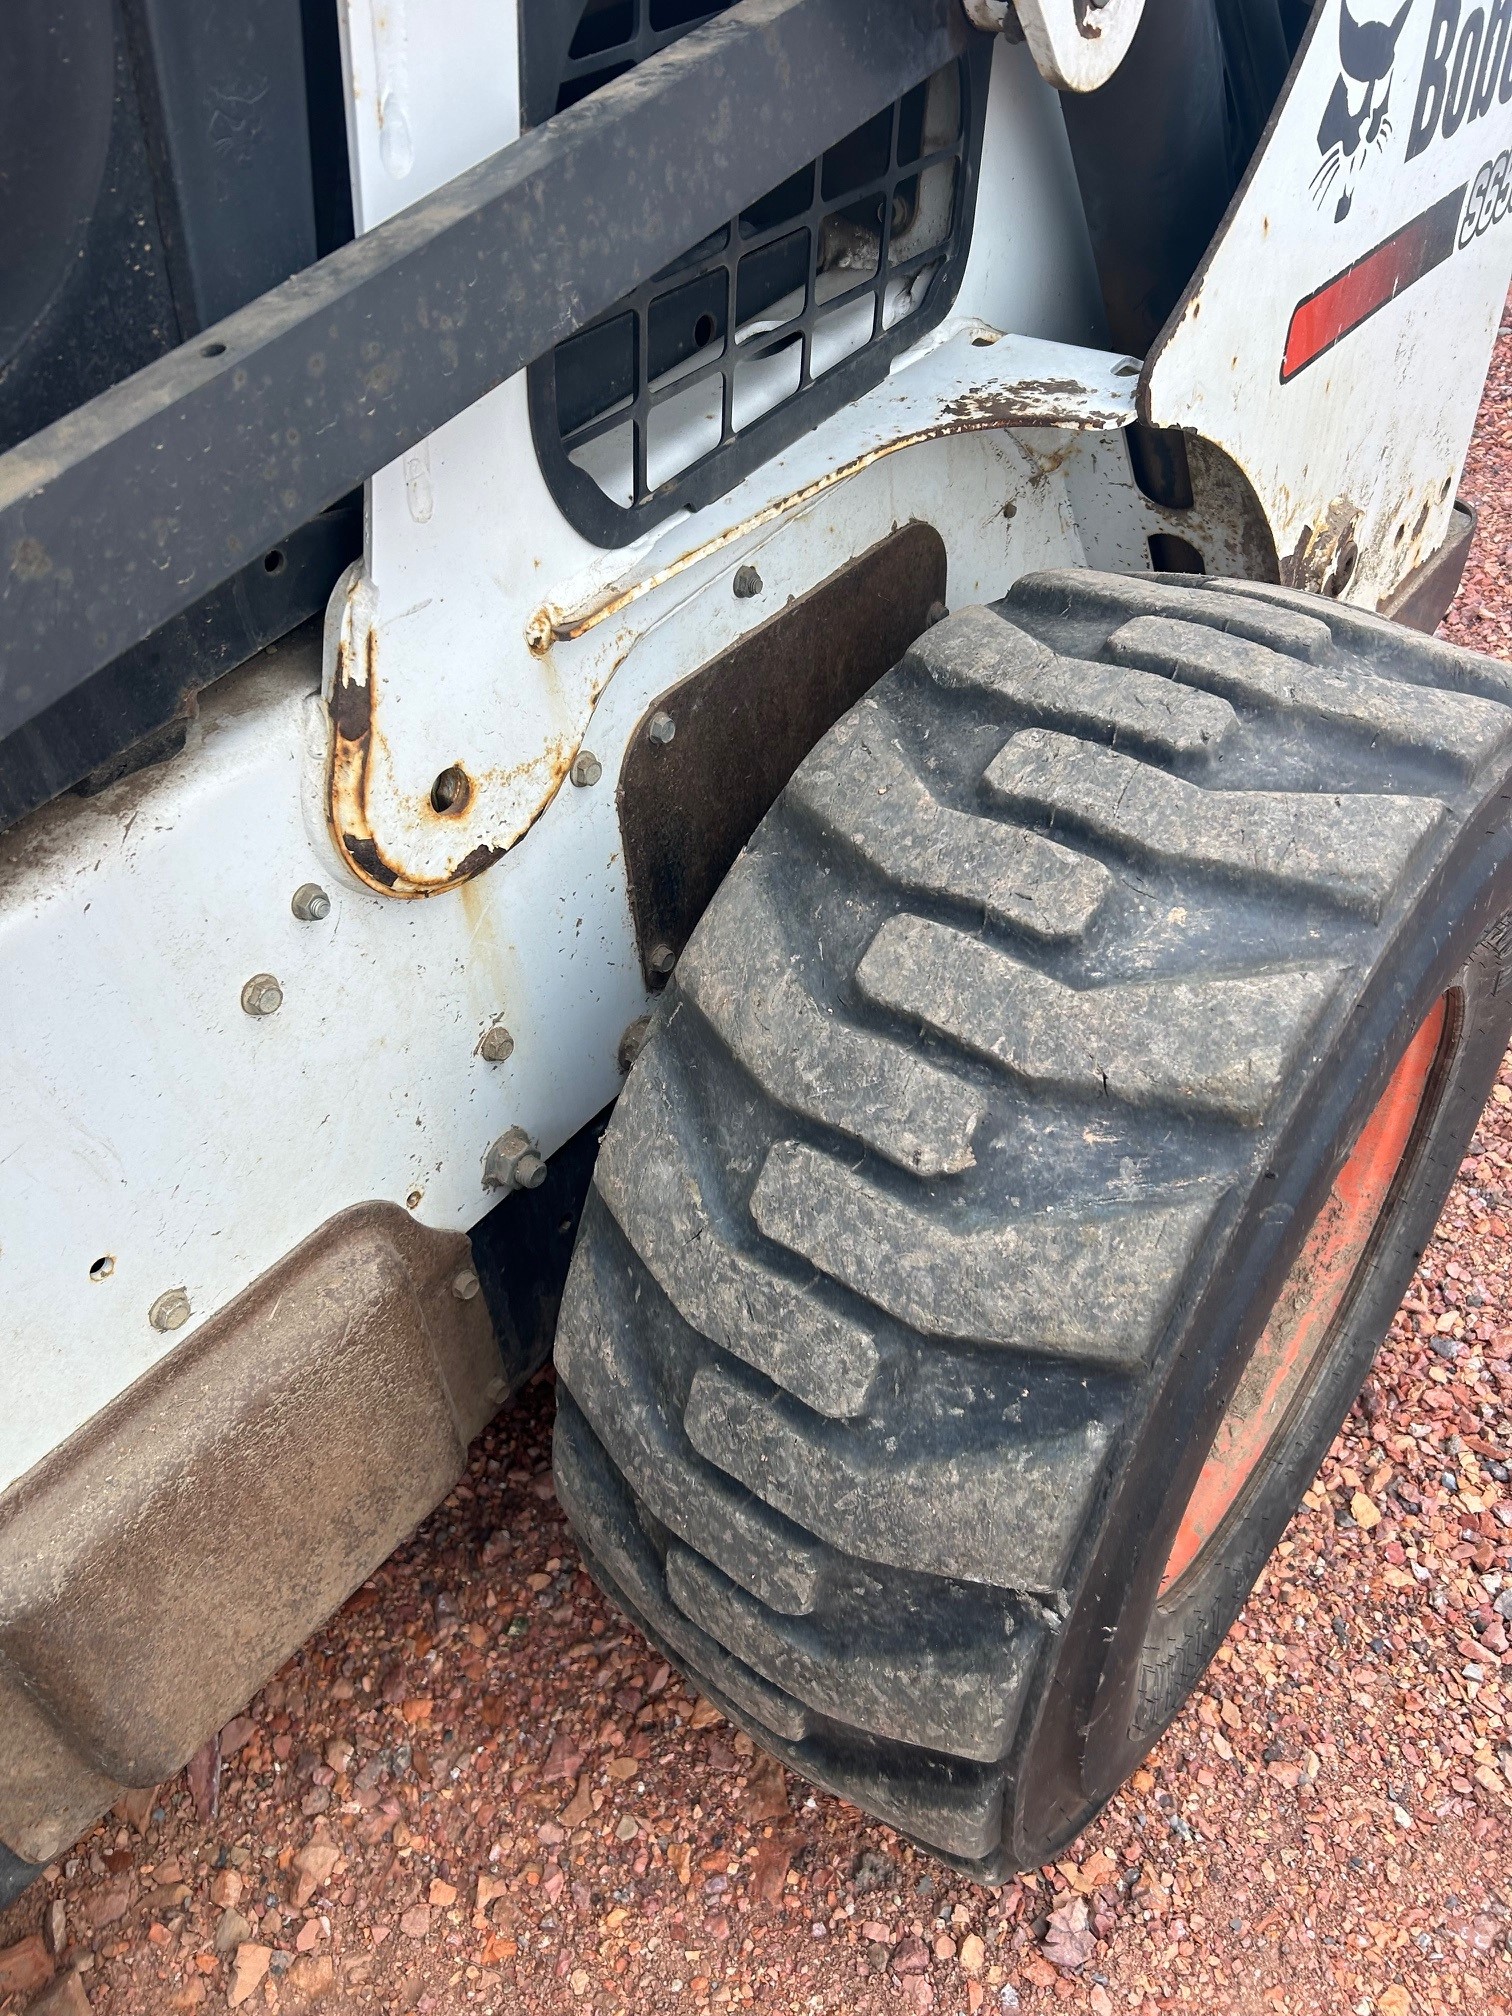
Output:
top-left (553, 567), bottom-right (1512, 1878)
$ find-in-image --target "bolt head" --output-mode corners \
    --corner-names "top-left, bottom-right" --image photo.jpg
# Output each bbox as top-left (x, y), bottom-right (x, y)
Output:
top-left (618, 1014), bottom-right (652, 1074)
top-left (291, 883), bottom-right (331, 922)
top-left (241, 973), bottom-right (283, 1017)
top-left (452, 1268), bottom-right (481, 1301)
top-left (149, 1288), bottom-right (191, 1333)
top-left (647, 711), bottom-right (676, 747)
top-left (732, 564), bottom-right (763, 599)
top-left (570, 750), bottom-right (602, 787)
top-left (483, 1125), bottom-right (546, 1193)
top-left (480, 1025), bottom-right (516, 1064)
top-left (648, 942), bottom-right (677, 976)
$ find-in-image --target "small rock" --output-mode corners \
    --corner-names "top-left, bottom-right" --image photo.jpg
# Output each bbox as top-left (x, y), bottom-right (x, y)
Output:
top-left (1351, 1491), bottom-right (1383, 1532)
top-left (186, 1733), bottom-right (221, 1822)
top-left (211, 1869), bottom-right (244, 1909)
top-left (934, 1933), bottom-right (956, 1961)
top-left (325, 1739), bottom-right (354, 1774)
top-left (26, 1970), bottom-right (91, 2015)
top-left (1042, 1895), bottom-right (1095, 1972)
top-left (614, 1815), bottom-right (639, 1843)
top-left (749, 1836), bottom-right (796, 1906)
top-left (852, 1848), bottom-right (895, 1893)
top-left (399, 1903), bottom-right (432, 1940)
top-left (44, 1899), bottom-right (66, 1955)
top-left (295, 1918), bottom-right (322, 1953)
top-left (476, 1876), bottom-right (510, 1910)
top-left (561, 1775), bottom-right (594, 1828)
top-left (428, 1878), bottom-right (457, 1908)
top-left (227, 1943), bottom-right (272, 2009)
top-left (85, 1887), bottom-right (130, 1932)
top-left (960, 1932), bottom-right (986, 1974)
top-left (287, 1953), bottom-right (336, 2001)
top-left (215, 1909), bottom-right (253, 1955)
top-left (112, 1785), bottom-right (156, 1831)
top-left (0, 1935), bottom-right (52, 1997)
top-left (219, 1716), bottom-right (256, 1760)
top-left (689, 1697), bottom-right (723, 1730)
top-left (892, 1935), bottom-right (930, 1975)
top-left (740, 1752), bottom-right (790, 1823)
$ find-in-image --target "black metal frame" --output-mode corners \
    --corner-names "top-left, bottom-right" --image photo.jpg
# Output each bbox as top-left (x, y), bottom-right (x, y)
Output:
top-left (527, 47), bottom-right (988, 547)
top-left (0, 0), bottom-right (978, 749)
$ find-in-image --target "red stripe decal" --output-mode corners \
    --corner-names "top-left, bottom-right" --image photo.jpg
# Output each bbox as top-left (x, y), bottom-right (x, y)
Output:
top-left (1281, 186), bottom-right (1467, 384)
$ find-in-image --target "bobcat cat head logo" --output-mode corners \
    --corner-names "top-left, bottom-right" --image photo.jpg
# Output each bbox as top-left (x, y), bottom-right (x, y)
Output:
top-left (1313, 0), bottom-right (1414, 221)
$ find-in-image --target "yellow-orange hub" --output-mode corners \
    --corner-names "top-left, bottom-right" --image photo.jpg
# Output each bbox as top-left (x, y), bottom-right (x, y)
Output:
top-left (1159, 997), bottom-right (1449, 1598)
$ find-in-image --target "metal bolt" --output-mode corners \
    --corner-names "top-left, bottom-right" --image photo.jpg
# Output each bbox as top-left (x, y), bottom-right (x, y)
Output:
top-left (570, 750), bottom-right (602, 787)
top-left (732, 564), bottom-right (763, 599)
top-left (648, 942), bottom-right (677, 976)
top-left (431, 764), bottom-right (471, 814)
top-left (149, 1287), bottom-right (191, 1332)
top-left (647, 711), bottom-right (676, 747)
top-left (452, 1268), bottom-right (481, 1301)
top-left (483, 1125), bottom-right (549, 1192)
top-left (480, 1024), bottom-right (516, 1063)
top-left (291, 883), bottom-right (331, 921)
top-left (618, 1014), bottom-right (652, 1074)
top-left (241, 973), bottom-right (284, 1017)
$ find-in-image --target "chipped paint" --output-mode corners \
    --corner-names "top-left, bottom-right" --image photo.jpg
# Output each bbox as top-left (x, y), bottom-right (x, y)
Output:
top-left (528, 337), bottom-right (1135, 653)
top-left (1141, 0), bottom-right (1512, 616)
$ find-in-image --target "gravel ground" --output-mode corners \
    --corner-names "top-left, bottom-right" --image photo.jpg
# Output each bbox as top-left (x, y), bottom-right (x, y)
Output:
top-left (7, 330), bottom-right (1512, 2016)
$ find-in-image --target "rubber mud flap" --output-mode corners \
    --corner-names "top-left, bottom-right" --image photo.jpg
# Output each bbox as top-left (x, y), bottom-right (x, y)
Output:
top-left (554, 567), bottom-right (1512, 1877)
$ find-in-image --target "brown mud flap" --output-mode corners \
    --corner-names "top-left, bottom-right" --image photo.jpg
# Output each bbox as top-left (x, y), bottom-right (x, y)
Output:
top-left (618, 521), bottom-right (947, 986)
top-left (0, 1203), bottom-right (502, 1865)
top-left (1381, 499), bottom-right (1477, 634)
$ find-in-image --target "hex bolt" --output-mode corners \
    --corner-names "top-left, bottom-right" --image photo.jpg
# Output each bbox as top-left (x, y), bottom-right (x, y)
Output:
top-left (483, 1125), bottom-right (549, 1192)
top-left (648, 942), bottom-right (677, 976)
top-left (149, 1287), bottom-right (191, 1332)
top-left (480, 1024), bottom-right (516, 1064)
top-left (241, 973), bottom-right (284, 1017)
top-left (647, 711), bottom-right (676, 747)
top-left (291, 883), bottom-right (331, 922)
top-left (452, 1267), bottom-right (481, 1301)
top-left (732, 564), bottom-right (763, 599)
top-left (570, 750), bottom-right (602, 787)
top-left (618, 1014), bottom-right (652, 1074)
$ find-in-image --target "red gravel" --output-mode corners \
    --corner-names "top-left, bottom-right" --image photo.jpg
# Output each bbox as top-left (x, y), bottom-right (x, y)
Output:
top-left (7, 322), bottom-right (1512, 2016)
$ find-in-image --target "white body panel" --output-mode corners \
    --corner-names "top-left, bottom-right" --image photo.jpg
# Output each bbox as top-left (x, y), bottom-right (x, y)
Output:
top-left (4, 0), bottom-right (1504, 1502)
top-left (1144, 0), bottom-right (1512, 601)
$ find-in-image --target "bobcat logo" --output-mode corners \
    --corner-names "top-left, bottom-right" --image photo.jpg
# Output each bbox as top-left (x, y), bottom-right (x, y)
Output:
top-left (1313, 0), bottom-right (1415, 221)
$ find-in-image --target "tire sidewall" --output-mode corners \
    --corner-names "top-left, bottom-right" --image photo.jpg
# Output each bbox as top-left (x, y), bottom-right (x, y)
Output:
top-left (1008, 829), bottom-right (1512, 1868)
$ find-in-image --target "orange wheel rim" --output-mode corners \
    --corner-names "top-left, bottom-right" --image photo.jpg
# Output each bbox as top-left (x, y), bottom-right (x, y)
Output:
top-left (1158, 995), bottom-right (1450, 1598)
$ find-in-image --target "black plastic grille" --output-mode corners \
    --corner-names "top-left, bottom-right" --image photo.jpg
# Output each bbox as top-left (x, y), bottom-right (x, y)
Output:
top-left (521, 2), bottom-right (989, 548)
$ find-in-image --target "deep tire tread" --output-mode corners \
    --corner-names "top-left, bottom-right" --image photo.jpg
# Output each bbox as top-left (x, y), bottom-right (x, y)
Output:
top-left (555, 568), bottom-right (1512, 1876)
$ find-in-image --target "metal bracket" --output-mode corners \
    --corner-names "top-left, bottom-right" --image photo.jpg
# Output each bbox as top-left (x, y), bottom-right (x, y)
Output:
top-left (967, 0), bottom-right (1144, 92)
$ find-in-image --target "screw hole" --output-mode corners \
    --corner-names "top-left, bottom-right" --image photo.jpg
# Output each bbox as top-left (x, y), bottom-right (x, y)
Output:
top-left (90, 1255), bottom-right (115, 1282)
top-left (430, 765), bottom-right (471, 814)
top-left (201, 341), bottom-right (227, 358)
top-left (693, 313), bottom-right (717, 349)
top-left (263, 548), bottom-right (286, 574)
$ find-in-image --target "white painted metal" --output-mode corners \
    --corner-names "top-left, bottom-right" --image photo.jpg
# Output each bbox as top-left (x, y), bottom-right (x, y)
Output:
top-left (1144, 0), bottom-right (1512, 606)
top-left (1010, 0), bottom-right (1146, 94)
top-left (11, 0), bottom-right (1508, 1512)
top-left (326, 12), bottom-right (1112, 893)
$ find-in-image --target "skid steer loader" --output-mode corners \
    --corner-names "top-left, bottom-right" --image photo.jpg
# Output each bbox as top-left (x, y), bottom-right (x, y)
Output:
top-left (4, 0), bottom-right (1512, 1897)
